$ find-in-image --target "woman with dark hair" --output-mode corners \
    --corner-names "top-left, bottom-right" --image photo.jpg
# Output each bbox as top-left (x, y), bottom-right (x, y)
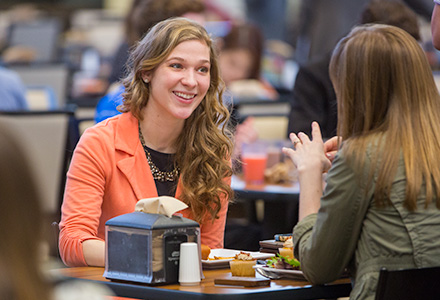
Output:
top-left (60, 18), bottom-right (233, 267)
top-left (217, 22), bottom-right (264, 86)
top-left (284, 24), bottom-right (440, 299)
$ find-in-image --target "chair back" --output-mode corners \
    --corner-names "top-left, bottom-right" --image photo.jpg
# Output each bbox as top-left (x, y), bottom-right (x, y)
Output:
top-left (252, 115), bottom-right (289, 140)
top-left (0, 109), bottom-right (79, 216)
top-left (25, 85), bottom-right (58, 110)
top-left (9, 63), bottom-right (70, 108)
top-left (6, 17), bottom-right (61, 63)
top-left (375, 266), bottom-right (440, 300)
top-left (0, 109), bottom-right (79, 257)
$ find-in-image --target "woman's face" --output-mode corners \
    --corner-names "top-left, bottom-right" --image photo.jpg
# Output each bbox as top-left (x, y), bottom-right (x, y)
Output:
top-left (143, 39), bottom-right (211, 121)
top-left (218, 48), bottom-right (253, 86)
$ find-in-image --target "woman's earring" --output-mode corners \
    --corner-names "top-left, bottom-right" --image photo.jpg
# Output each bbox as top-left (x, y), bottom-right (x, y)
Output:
top-left (144, 78), bottom-right (150, 84)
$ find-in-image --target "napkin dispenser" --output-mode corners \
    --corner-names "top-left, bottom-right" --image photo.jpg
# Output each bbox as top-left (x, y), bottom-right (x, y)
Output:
top-left (104, 211), bottom-right (200, 285)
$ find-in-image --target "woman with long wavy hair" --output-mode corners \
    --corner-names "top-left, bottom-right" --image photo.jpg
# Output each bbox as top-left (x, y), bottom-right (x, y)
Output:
top-left (284, 24), bottom-right (440, 300)
top-left (59, 17), bottom-right (233, 267)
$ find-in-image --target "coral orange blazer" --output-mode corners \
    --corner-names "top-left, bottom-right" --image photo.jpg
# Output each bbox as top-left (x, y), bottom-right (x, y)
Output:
top-left (59, 112), bottom-right (229, 266)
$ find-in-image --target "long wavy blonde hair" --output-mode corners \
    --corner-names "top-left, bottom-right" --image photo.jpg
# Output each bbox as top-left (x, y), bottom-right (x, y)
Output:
top-left (330, 24), bottom-right (440, 210)
top-left (119, 17), bottom-right (233, 223)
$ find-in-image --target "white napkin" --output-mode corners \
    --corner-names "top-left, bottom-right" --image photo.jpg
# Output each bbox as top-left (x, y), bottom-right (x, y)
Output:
top-left (135, 196), bottom-right (188, 218)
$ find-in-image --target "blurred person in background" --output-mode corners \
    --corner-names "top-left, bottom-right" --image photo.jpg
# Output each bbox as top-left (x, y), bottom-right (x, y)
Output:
top-left (0, 128), bottom-right (112, 299)
top-left (0, 128), bottom-right (50, 299)
top-left (95, 0), bottom-right (206, 123)
top-left (217, 22), bottom-right (264, 88)
top-left (0, 64), bottom-right (28, 111)
top-left (108, 0), bottom-right (205, 86)
top-left (287, 0), bottom-right (421, 139)
top-left (216, 22), bottom-right (274, 159)
top-left (294, 0), bottom-right (432, 65)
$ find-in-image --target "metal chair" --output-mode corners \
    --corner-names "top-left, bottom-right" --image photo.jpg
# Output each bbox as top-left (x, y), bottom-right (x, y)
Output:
top-left (375, 266), bottom-right (440, 300)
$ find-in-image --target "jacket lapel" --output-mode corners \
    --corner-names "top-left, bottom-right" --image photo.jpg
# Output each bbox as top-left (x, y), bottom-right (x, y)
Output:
top-left (115, 113), bottom-right (158, 200)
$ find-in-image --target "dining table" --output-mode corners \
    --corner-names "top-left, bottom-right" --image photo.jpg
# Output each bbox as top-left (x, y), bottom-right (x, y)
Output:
top-left (50, 265), bottom-right (352, 300)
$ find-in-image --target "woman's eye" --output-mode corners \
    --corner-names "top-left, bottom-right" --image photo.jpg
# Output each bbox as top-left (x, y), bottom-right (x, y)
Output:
top-left (170, 63), bottom-right (182, 69)
top-left (198, 66), bottom-right (209, 73)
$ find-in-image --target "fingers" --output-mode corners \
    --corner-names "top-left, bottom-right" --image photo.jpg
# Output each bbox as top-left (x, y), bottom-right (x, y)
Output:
top-left (311, 122), bottom-right (323, 142)
top-left (325, 150), bottom-right (337, 162)
top-left (289, 133), bottom-right (301, 147)
top-left (288, 122), bottom-right (321, 145)
top-left (282, 146), bottom-right (296, 161)
top-left (323, 136), bottom-right (340, 153)
top-left (290, 133), bottom-right (309, 151)
top-left (282, 146), bottom-right (294, 156)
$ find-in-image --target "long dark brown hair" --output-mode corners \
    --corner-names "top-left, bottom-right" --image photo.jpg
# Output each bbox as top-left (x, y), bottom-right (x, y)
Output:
top-left (330, 24), bottom-right (440, 210)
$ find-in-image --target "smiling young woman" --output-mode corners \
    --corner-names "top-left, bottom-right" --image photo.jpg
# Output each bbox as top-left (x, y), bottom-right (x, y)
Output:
top-left (59, 18), bottom-right (234, 267)
top-left (140, 39), bottom-right (211, 124)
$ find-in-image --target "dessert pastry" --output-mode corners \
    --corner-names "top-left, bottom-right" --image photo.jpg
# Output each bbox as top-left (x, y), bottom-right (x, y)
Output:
top-left (275, 233), bottom-right (292, 242)
top-left (229, 252), bottom-right (256, 276)
top-left (201, 244), bottom-right (211, 260)
top-left (278, 236), bottom-right (294, 259)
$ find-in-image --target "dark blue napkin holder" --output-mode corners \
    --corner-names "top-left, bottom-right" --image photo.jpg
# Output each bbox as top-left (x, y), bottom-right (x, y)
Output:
top-left (104, 211), bottom-right (200, 285)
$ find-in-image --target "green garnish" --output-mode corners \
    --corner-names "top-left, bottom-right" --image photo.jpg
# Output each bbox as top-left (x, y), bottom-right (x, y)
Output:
top-left (266, 254), bottom-right (300, 269)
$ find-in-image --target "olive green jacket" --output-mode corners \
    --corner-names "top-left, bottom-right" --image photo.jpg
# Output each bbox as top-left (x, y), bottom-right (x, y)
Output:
top-left (293, 145), bottom-right (440, 300)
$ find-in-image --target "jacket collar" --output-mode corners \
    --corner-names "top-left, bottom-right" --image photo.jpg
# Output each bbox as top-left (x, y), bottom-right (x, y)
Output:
top-left (115, 112), bottom-right (139, 155)
top-left (114, 112), bottom-right (182, 200)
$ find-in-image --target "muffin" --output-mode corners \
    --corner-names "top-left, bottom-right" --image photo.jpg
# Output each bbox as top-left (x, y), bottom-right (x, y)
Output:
top-left (229, 252), bottom-right (256, 276)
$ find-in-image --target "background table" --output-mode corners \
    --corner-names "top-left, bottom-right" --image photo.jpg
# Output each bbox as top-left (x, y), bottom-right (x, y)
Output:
top-left (51, 266), bottom-right (351, 300)
top-left (230, 175), bottom-right (300, 242)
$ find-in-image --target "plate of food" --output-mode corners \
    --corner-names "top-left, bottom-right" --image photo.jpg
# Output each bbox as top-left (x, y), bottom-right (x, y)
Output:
top-left (259, 233), bottom-right (292, 252)
top-left (254, 265), bottom-right (306, 280)
top-left (254, 254), bottom-right (305, 280)
top-left (202, 249), bottom-right (275, 269)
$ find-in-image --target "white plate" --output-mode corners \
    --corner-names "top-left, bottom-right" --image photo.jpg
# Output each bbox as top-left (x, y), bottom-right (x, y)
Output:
top-left (253, 265), bottom-right (306, 280)
top-left (202, 249), bottom-right (274, 269)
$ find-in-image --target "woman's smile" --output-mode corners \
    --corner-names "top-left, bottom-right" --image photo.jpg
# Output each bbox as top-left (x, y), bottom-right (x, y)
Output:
top-left (143, 39), bottom-right (210, 121)
top-left (173, 91), bottom-right (197, 102)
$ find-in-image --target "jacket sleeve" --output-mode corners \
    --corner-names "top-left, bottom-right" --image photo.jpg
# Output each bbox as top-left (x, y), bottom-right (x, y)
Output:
top-left (293, 151), bottom-right (371, 284)
top-left (59, 128), bottom-right (108, 266)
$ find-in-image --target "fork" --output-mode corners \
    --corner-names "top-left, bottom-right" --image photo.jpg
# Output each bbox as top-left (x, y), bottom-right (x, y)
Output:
top-left (255, 266), bottom-right (282, 280)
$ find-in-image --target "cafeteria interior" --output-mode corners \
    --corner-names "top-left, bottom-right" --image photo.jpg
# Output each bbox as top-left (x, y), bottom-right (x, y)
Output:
top-left (0, 0), bottom-right (438, 299)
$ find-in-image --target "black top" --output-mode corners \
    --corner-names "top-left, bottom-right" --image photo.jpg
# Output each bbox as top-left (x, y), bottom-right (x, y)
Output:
top-left (287, 52), bottom-right (337, 139)
top-left (144, 146), bottom-right (178, 197)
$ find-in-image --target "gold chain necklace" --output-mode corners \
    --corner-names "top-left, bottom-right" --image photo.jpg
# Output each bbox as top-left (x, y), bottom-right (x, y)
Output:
top-left (138, 124), bottom-right (180, 182)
